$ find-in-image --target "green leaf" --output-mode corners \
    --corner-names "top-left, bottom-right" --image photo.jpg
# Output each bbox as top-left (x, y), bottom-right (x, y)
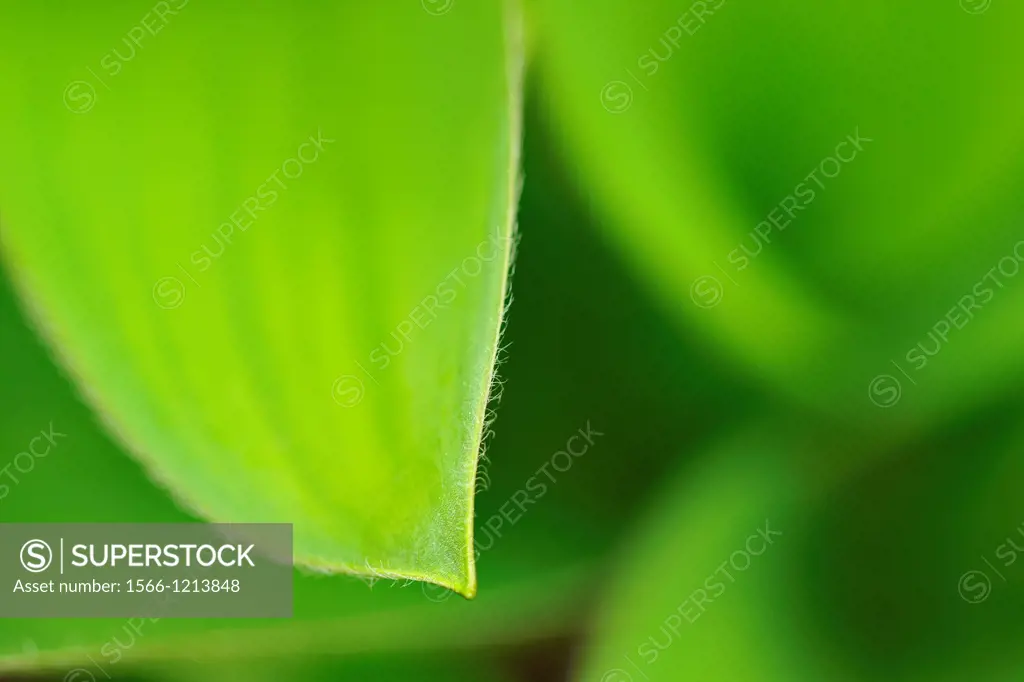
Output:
top-left (0, 242), bottom-right (587, 672)
top-left (574, 431), bottom-right (823, 682)
top-left (0, 113), bottom-right (705, 670)
top-left (796, 414), bottom-right (1024, 682)
top-left (576, 421), bottom-right (1024, 682)
top-left (0, 1), bottom-right (524, 595)
top-left (141, 652), bottom-right (514, 682)
top-left (535, 0), bottom-right (1024, 424)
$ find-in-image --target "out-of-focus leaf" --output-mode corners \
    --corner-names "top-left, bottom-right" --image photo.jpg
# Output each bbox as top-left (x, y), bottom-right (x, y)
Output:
top-left (576, 419), bottom-right (1024, 682)
top-left (800, 410), bottom-right (1024, 682)
top-left (535, 0), bottom-right (1024, 425)
top-left (573, 431), bottom-right (832, 682)
top-left (0, 0), bottom-right (523, 594)
top-left (141, 653), bottom-right (513, 682)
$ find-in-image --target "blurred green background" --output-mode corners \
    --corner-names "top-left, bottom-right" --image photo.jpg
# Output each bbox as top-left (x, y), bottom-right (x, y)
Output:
top-left (2, 0), bottom-right (1024, 680)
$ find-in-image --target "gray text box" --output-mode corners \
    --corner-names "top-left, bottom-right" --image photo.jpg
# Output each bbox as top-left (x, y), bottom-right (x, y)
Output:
top-left (0, 523), bottom-right (292, 617)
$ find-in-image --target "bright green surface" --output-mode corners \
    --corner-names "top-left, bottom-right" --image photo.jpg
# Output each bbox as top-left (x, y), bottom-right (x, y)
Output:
top-left (536, 0), bottom-right (1024, 425)
top-left (0, 264), bottom-right (587, 670)
top-left (0, 1), bottom-right (523, 594)
top-left (0, 96), bottom-right (722, 673)
top-left (1, 2), bottom-right (1022, 681)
